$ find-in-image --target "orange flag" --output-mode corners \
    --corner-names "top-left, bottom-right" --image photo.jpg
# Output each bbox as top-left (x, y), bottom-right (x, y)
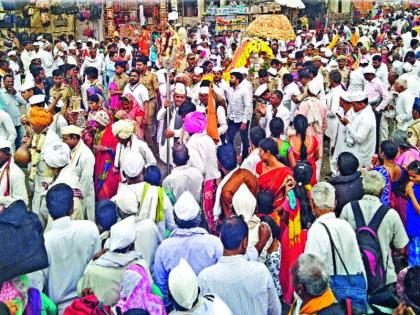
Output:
top-left (206, 85), bottom-right (220, 144)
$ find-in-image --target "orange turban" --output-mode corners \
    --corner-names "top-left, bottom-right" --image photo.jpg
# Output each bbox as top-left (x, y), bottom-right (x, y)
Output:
top-left (29, 107), bottom-right (53, 128)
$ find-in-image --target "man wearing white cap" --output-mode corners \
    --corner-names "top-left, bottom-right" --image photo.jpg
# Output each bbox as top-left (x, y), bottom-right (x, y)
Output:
top-left (31, 183), bottom-right (100, 314)
top-left (175, 23), bottom-right (187, 44)
top-left (154, 191), bottom-right (223, 307)
top-left (112, 119), bottom-right (156, 179)
top-left (157, 82), bottom-right (187, 165)
top-left (168, 259), bottom-right (233, 314)
top-left (39, 141), bottom-right (84, 225)
top-left (62, 125), bottom-right (95, 221)
top-left (394, 78), bottom-right (415, 131)
top-left (0, 139), bottom-right (28, 208)
top-left (187, 67), bottom-right (203, 106)
top-left (338, 91), bottom-right (376, 169)
top-left (39, 42), bottom-right (55, 80)
top-left (78, 216), bottom-right (150, 306)
top-left (0, 74), bottom-right (26, 148)
top-left (198, 216), bottom-right (282, 315)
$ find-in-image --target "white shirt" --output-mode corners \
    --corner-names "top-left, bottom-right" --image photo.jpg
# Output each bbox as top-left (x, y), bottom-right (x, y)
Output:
top-left (345, 106), bottom-right (376, 168)
top-left (227, 80), bottom-right (253, 124)
top-left (39, 217), bottom-right (100, 311)
top-left (400, 72), bottom-right (420, 98)
top-left (123, 82), bottom-right (149, 109)
top-left (187, 133), bottom-right (220, 181)
top-left (187, 82), bottom-right (201, 106)
top-left (374, 63), bottom-right (389, 87)
top-left (213, 79), bottom-right (230, 102)
top-left (39, 49), bottom-right (55, 77)
top-left (395, 89), bottom-right (415, 131)
top-left (21, 49), bottom-right (33, 74)
top-left (282, 82), bottom-right (300, 114)
top-left (115, 135), bottom-right (156, 175)
top-left (305, 212), bottom-right (366, 278)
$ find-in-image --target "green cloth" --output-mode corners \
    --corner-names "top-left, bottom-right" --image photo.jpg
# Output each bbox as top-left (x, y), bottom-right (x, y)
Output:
top-left (140, 183), bottom-right (165, 223)
top-left (151, 284), bottom-right (163, 299)
top-left (278, 140), bottom-right (291, 158)
top-left (40, 292), bottom-right (57, 315)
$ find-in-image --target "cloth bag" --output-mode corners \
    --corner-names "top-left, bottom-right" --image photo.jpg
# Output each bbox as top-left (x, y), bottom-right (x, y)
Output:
top-left (320, 223), bottom-right (368, 314)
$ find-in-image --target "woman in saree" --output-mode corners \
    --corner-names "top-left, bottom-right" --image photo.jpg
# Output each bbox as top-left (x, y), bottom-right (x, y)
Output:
top-left (280, 161), bottom-right (315, 305)
top-left (115, 95), bottom-right (145, 140)
top-left (82, 93), bottom-right (109, 150)
top-left (92, 110), bottom-right (121, 201)
top-left (256, 138), bottom-right (293, 212)
top-left (289, 115), bottom-right (320, 186)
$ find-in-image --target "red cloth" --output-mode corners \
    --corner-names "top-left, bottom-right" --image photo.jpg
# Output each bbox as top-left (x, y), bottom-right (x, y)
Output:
top-left (256, 162), bottom-right (293, 209)
top-left (291, 135), bottom-right (319, 186)
top-left (94, 126), bottom-right (121, 201)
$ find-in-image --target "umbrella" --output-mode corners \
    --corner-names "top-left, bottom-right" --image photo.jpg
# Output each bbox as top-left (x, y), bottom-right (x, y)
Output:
top-left (246, 14), bottom-right (296, 41)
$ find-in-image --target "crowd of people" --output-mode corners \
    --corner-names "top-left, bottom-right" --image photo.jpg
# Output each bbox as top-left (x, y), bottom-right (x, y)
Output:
top-left (0, 4), bottom-right (419, 315)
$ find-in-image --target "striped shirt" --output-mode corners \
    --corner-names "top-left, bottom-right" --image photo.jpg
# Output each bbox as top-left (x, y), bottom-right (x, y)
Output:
top-left (198, 255), bottom-right (282, 315)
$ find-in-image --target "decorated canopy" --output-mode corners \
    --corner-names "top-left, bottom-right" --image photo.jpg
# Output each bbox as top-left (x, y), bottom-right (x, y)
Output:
top-left (245, 14), bottom-right (296, 41)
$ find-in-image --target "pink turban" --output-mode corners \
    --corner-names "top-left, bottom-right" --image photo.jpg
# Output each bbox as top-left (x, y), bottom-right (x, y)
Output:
top-left (183, 111), bottom-right (207, 135)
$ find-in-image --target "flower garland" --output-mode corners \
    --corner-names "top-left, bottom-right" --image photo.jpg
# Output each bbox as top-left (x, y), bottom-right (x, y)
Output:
top-left (29, 133), bottom-right (46, 181)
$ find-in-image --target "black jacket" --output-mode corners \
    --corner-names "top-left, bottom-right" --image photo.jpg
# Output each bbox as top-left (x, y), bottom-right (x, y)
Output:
top-left (317, 302), bottom-right (347, 315)
top-left (329, 171), bottom-right (364, 217)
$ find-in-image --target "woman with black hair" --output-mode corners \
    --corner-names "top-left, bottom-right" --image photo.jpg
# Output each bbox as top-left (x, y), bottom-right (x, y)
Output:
top-left (280, 160), bottom-right (315, 305)
top-left (289, 115), bottom-right (320, 185)
top-left (256, 138), bottom-right (293, 212)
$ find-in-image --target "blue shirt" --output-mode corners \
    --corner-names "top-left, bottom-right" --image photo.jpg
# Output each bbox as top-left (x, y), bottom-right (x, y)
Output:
top-left (153, 227), bottom-right (223, 305)
top-left (407, 184), bottom-right (420, 237)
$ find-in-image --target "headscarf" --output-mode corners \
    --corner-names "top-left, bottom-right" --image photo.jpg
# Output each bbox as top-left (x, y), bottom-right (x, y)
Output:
top-left (183, 111), bottom-right (207, 135)
top-left (93, 110), bottom-right (111, 127)
top-left (29, 107), bottom-right (53, 128)
top-left (112, 119), bottom-right (134, 140)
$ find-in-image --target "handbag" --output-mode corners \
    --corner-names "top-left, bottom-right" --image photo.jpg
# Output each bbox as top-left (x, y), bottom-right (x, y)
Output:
top-left (367, 254), bottom-right (400, 313)
top-left (321, 223), bottom-right (368, 314)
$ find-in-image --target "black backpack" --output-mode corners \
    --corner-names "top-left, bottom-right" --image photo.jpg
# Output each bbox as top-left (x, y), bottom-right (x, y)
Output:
top-left (0, 200), bottom-right (49, 283)
top-left (351, 201), bottom-right (389, 293)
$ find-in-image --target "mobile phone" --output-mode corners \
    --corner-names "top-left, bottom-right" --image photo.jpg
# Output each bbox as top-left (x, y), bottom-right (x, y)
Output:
top-left (335, 112), bottom-right (342, 119)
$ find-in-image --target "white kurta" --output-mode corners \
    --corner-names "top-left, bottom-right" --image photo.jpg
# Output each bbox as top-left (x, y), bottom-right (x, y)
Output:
top-left (70, 140), bottom-right (96, 221)
top-left (187, 82), bottom-right (201, 106)
top-left (259, 104), bottom-right (291, 138)
top-left (50, 113), bottom-right (68, 138)
top-left (325, 85), bottom-right (344, 146)
top-left (348, 68), bottom-right (365, 92)
top-left (0, 110), bottom-right (17, 151)
top-left (345, 106), bottom-right (376, 169)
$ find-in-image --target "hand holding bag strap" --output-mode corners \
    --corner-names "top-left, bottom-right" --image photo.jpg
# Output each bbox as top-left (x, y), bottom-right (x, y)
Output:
top-left (320, 222), bottom-right (351, 276)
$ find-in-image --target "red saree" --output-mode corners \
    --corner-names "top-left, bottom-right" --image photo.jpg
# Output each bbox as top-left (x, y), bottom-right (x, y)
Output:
top-left (94, 125), bottom-right (121, 201)
top-left (256, 162), bottom-right (293, 209)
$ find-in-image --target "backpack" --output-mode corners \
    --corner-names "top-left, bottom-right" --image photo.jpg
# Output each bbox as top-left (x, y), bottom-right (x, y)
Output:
top-left (350, 201), bottom-right (389, 293)
top-left (63, 294), bottom-right (114, 315)
top-left (0, 200), bottom-right (49, 283)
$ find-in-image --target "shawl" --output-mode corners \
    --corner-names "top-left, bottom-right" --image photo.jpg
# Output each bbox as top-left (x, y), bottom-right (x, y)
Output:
top-left (288, 288), bottom-right (336, 315)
